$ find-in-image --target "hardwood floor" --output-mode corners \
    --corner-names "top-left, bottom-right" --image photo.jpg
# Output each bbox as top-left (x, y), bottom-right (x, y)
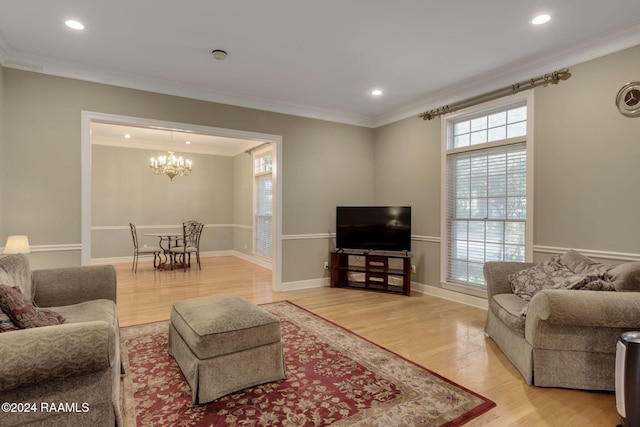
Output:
top-left (116, 256), bottom-right (619, 426)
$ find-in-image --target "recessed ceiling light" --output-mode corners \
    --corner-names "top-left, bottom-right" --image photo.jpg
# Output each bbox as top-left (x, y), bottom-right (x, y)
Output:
top-left (65, 20), bottom-right (85, 30)
top-left (211, 49), bottom-right (228, 60)
top-left (370, 89), bottom-right (383, 96)
top-left (531, 14), bottom-right (551, 25)
top-left (185, 140), bottom-right (191, 145)
top-left (124, 133), bottom-right (132, 139)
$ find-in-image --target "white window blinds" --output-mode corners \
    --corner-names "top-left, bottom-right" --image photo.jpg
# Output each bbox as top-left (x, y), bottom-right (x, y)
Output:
top-left (254, 152), bottom-right (273, 259)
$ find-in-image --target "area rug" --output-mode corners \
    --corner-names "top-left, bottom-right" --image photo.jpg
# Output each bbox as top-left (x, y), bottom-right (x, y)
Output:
top-left (120, 301), bottom-right (495, 426)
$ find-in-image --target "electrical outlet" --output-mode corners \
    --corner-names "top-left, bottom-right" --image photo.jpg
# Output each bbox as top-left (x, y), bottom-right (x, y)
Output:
top-left (411, 264), bottom-right (416, 273)
top-left (323, 261), bottom-right (329, 270)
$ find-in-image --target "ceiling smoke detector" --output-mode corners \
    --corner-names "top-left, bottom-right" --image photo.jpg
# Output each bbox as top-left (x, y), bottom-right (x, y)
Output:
top-left (211, 50), bottom-right (228, 60)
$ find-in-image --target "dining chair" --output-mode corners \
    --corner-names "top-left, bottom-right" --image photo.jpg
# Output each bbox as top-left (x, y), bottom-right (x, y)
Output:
top-left (169, 221), bottom-right (204, 271)
top-left (129, 223), bottom-right (161, 273)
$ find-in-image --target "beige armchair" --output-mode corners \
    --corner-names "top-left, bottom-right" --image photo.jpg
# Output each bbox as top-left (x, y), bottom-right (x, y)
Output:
top-left (484, 253), bottom-right (640, 391)
top-left (0, 254), bottom-right (122, 426)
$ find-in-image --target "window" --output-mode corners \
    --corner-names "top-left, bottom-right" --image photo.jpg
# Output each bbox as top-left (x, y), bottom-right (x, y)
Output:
top-left (442, 95), bottom-right (532, 293)
top-left (254, 150), bottom-right (273, 259)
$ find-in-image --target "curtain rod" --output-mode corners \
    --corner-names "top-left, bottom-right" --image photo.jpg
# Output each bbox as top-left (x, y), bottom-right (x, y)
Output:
top-left (418, 68), bottom-right (571, 121)
top-left (244, 142), bottom-right (271, 155)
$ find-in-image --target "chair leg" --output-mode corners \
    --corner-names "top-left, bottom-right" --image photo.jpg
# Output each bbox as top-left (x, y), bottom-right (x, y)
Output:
top-left (133, 253), bottom-right (138, 273)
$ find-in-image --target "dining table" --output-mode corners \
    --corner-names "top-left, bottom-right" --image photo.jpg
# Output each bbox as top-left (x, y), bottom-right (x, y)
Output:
top-left (143, 232), bottom-right (187, 270)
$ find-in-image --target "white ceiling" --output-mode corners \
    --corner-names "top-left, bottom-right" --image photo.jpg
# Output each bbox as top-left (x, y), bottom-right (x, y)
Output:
top-left (1, 1), bottom-right (639, 128)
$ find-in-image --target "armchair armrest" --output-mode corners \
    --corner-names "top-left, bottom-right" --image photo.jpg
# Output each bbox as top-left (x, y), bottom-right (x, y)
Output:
top-left (525, 289), bottom-right (640, 340)
top-left (0, 321), bottom-right (117, 392)
top-left (32, 265), bottom-right (116, 307)
top-left (483, 261), bottom-right (536, 300)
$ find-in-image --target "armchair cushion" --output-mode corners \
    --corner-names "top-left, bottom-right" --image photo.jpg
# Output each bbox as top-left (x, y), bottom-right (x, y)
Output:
top-left (490, 294), bottom-right (527, 335)
top-left (0, 284), bottom-right (64, 328)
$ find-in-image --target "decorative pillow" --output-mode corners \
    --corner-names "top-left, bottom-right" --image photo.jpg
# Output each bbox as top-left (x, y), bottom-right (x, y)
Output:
top-left (0, 309), bottom-right (18, 332)
top-left (508, 254), bottom-right (610, 301)
top-left (0, 284), bottom-right (64, 328)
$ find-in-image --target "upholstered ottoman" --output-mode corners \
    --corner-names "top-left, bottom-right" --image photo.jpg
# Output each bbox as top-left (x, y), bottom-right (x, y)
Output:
top-left (168, 294), bottom-right (285, 404)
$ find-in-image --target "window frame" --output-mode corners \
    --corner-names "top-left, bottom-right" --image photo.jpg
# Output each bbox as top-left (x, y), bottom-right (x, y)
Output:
top-left (440, 91), bottom-right (534, 298)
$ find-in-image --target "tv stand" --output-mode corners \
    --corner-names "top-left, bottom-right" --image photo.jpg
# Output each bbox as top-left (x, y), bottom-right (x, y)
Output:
top-left (330, 251), bottom-right (412, 296)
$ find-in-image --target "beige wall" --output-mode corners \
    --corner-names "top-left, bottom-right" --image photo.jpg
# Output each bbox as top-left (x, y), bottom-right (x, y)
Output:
top-left (91, 145), bottom-right (243, 258)
top-left (534, 45), bottom-right (640, 254)
top-left (373, 115), bottom-right (442, 287)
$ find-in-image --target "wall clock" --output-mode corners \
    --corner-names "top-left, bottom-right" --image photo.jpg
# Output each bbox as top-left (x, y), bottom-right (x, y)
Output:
top-left (616, 82), bottom-right (640, 117)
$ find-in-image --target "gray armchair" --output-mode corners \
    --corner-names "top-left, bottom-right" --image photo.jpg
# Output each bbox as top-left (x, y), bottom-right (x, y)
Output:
top-left (484, 255), bottom-right (640, 391)
top-left (0, 254), bottom-right (122, 426)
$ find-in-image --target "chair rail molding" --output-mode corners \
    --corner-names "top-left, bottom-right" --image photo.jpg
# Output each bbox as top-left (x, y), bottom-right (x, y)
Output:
top-left (281, 233), bottom-right (441, 243)
top-left (533, 245), bottom-right (640, 262)
top-left (91, 223), bottom-right (246, 231)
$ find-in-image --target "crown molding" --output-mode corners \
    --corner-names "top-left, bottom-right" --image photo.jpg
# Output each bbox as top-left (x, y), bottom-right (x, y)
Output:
top-left (2, 25), bottom-right (638, 129)
top-left (372, 25), bottom-right (640, 128)
top-left (2, 50), bottom-right (374, 128)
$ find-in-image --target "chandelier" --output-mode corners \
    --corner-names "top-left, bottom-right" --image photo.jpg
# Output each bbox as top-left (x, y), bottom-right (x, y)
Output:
top-left (149, 151), bottom-right (193, 180)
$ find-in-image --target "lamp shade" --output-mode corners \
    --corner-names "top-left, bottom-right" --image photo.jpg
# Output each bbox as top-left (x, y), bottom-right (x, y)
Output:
top-left (3, 235), bottom-right (30, 254)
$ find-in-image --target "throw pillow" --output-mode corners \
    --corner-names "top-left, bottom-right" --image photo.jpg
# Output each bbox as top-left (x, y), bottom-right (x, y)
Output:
top-left (0, 309), bottom-right (18, 332)
top-left (0, 284), bottom-right (64, 328)
top-left (508, 255), bottom-right (606, 301)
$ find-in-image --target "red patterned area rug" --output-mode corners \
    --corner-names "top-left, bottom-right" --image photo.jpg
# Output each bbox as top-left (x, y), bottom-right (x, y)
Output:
top-left (120, 301), bottom-right (495, 426)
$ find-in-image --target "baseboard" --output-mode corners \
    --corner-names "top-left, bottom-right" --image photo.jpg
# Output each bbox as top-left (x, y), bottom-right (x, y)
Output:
top-left (90, 250), bottom-right (270, 268)
top-left (411, 282), bottom-right (488, 309)
top-left (277, 277), bottom-right (330, 292)
top-left (229, 251), bottom-right (272, 269)
top-left (274, 276), bottom-right (487, 310)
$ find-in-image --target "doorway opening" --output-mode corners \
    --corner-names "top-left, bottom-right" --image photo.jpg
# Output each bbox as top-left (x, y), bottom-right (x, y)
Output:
top-left (80, 111), bottom-right (283, 289)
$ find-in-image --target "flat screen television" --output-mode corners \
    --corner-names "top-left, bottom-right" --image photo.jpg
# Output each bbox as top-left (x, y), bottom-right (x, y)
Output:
top-left (336, 206), bottom-right (411, 252)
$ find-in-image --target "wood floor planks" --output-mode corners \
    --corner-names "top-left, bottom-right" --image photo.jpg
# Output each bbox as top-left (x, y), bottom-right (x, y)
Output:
top-left (115, 256), bottom-right (619, 426)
